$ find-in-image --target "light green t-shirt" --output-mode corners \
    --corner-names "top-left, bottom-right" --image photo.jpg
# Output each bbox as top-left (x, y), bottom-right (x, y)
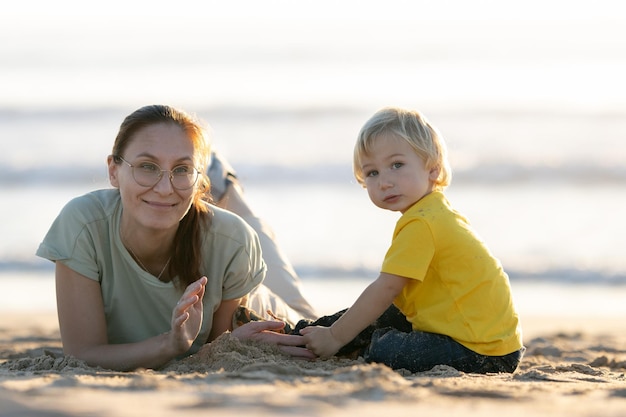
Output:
top-left (36, 189), bottom-right (265, 354)
top-left (382, 191), bottom-right (522, 356)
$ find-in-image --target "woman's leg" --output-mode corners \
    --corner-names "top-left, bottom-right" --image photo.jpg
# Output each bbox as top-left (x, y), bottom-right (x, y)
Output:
top-left (208, 152), bottom-right (318, 320)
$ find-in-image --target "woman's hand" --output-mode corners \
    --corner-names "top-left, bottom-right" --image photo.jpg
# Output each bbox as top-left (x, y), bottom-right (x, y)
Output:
top-left (299, 326), bottom-right (343, 358)
top-left (169, 276), bottom-right (207, 355)
top-left (232, 321), bottom-right (317, 359)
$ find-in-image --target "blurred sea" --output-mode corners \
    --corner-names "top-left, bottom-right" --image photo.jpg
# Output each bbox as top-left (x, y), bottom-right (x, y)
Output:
top-left (1, 1), bottom-right (625, 314)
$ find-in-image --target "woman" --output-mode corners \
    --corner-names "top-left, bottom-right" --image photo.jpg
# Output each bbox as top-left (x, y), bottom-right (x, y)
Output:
top-left (36, 105), bottom-right (315, 371)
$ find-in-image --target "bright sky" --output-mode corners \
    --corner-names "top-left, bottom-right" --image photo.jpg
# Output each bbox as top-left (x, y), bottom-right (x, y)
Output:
top-left (1, 0), bottom-right (624, 109)
top-left (1, 0), bottom-right (622, 21)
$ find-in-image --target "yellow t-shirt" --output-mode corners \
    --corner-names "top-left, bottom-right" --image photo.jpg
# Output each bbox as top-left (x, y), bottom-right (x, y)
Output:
top-left (382, 191), bottom-right (522, 356)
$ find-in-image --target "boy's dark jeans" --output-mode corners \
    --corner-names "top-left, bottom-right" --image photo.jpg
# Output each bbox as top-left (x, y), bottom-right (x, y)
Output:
top-left (293, 305), bottom-right (524, 374)
top-left (365, 326), bottom-right (524, 374)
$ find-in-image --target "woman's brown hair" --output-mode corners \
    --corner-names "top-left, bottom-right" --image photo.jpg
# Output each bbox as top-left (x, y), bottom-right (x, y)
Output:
top-left (111, 104), bottom-right (213, 289)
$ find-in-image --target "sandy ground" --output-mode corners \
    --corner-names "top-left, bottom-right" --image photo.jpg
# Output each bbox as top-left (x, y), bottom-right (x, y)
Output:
top-left (1, 310), bottom-right (625, 417)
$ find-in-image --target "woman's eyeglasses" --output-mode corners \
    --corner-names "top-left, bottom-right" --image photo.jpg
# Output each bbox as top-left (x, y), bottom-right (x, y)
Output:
top-left (114, 155), bottom-right (199, 190)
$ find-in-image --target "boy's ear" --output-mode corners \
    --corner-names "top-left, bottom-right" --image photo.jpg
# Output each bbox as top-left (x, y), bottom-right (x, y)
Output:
top-left (429, 165), bottom-right (440, 182)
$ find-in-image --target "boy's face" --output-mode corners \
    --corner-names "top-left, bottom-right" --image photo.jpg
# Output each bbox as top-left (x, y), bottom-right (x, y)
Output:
top-left (359, 133), bottom-right (439, 213)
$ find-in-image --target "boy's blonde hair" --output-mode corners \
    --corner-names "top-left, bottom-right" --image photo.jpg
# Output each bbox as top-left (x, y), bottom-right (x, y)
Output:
top-left (353, 107), bottom-right (451, 190)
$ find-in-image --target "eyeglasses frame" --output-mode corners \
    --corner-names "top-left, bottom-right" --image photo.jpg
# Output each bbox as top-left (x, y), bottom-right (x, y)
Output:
top-left (113, 155), bottom-right (200, 190)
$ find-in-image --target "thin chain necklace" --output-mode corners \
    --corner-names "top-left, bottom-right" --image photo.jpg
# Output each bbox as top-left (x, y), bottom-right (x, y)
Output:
top-left (126, 245), bottom-right (171, 280)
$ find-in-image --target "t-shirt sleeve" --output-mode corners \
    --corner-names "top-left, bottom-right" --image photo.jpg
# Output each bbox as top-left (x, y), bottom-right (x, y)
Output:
top-left (219, 219), bottom-right (266, 301)
top-left (381, 218), bottom-right (435, 281)
top-left (35, 196), bottom-right (102, 281)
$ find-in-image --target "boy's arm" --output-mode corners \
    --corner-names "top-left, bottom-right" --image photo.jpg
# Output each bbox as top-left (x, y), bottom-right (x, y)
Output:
top-left (300, 272), bottom-right (409, 357)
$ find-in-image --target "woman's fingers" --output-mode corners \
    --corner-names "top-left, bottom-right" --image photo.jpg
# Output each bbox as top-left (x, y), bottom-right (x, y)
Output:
top-left (233, 321), bottom-right (309, 345)
top-left (175, 294), bottom-right (199, 314)
top-left (261, 332), bottom-right (307, 346)
top-left (278, 345), bottom-right (317, 359)
top-left (186, 276), bottom-right (207, 297)
top-left (176, 277), bottom-right (208, 312)
top-left (194, 276), bottom-right (207, 301)
top-left (229, 321), bottom-right (319, 359)
top-left (172, 311), bottom-right (190, 327)
top-left (248, 320), bottom-right (286, 332)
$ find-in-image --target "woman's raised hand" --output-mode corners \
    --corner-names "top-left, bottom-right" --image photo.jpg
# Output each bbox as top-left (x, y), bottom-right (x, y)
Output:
top-left (169, 276), bottom-right (207, 355)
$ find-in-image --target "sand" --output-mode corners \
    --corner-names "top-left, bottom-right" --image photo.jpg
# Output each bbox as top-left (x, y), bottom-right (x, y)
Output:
top-left (1, 310), bottom-right (625, 417)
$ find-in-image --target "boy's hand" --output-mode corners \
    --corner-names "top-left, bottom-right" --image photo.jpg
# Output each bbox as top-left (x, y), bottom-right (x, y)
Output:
top-left (299, 326), bottom-right (344, 358)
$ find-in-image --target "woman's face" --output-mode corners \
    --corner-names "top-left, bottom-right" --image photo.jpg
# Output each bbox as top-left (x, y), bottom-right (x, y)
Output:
top-left (108, 123), bottom-right (198, 235)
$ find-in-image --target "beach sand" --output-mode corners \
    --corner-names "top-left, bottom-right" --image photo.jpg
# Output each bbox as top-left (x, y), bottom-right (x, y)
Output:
top-left (1, 308), bottom-right (625, 417)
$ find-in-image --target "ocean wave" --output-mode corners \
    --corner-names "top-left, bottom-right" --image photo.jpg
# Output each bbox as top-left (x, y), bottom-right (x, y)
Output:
top-left (3, 259), bottom-right (626, 286)
top-left (1, 162), bottom-right (624, 186)
top-left (3, 104), bottom-right (626, 186)
top-left (295, 266), bottom-right (626, 286)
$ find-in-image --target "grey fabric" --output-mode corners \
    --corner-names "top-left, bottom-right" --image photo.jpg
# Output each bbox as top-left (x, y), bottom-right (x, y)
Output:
top-left (207, 151), bottom-right (237, 202)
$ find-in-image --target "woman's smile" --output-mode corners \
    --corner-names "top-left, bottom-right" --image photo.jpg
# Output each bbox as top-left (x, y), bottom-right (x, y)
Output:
top-left (142, 198), bottom-right (178, 209)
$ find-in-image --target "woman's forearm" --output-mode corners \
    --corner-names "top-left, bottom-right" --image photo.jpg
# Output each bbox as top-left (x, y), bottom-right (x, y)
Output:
top-left (66, 331), bottom-right (184, 371)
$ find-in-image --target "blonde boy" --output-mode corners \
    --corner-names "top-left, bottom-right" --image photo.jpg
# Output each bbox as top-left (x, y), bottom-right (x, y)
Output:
top-left (301, 107), bottom-right (523, 373)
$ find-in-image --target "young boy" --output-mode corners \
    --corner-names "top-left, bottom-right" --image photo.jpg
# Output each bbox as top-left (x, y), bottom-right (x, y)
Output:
top-left (300, 107), bottom-right (524, 373)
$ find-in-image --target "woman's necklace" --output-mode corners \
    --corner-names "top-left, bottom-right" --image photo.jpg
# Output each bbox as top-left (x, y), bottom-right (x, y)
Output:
top-left (126, 245), bottom-right (171, 280)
